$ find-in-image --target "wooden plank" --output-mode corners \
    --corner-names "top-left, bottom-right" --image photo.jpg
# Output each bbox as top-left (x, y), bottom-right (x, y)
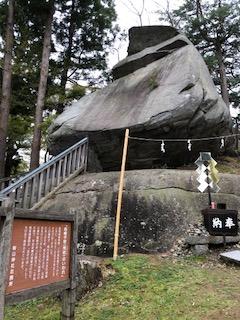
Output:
top-left (80, 145), bottom-right (84, 167)
top-left (0, 214), bottom-right (6, 320)
top-left (56, 160), bottom-right (63, 186)
top-left (44, 167), bottom-right (51, 196)
top-left (75, 148), bottom-right (79, 170)
top-left (83, 142), bottom-right (88, 172)
top-left (0, 208), bottom-right (75, 222)
top-left (61, 211), bottom-right (78, 320)
top-left (22, 181), bottom-right (30, 208)
top-left (71, 150), bottom-right (77, 173)
top-left (79, 143), bottom-right (87, 171)
top-left (37, 172), bottom-right (44, 202)
top-left (67, 152), bottom-right (73, 177)
top-left (50, 163), bottom-right (57, 191)
top-left (62, 156), bottom-right (67, 180)
top-left (29, 176), bottom-right (37, 208)
top-left (5, 280), bottom-right (70, 305)
top-left (61, 288), bottom-right (76, 320)
top-left (70, 212), bottom-right (78, 287)
top-left (0, 198), bottom-right (15, 320)
top-left (76, 146), bottom-right (80, 169)
top-left (15, 187), bottom-right (21, 208)
top-left (113, 129), bottom-right (129, 261)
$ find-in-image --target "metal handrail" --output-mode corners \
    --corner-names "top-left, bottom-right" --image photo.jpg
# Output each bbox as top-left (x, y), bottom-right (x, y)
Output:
top-left (0, 137), bottom-right (88, 208)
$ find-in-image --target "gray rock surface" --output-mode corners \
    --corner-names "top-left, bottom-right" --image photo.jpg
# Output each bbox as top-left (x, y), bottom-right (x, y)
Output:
top-left (127, 26), bottom-right (180, 56)
top-left (76, 255), bottom-right (103, 300)
top-left (186, 235), bottom-right (240, 245)
top-left (112, 33), bottom-right (191, 79)
top-left (39, 169), bottom-right (240, 255)
top-left (220, 250), bottom-right (240, 264)
top-left (48, 26), bottom-right (231, 171)
top-left (192, 244), bottom-right (209, 255)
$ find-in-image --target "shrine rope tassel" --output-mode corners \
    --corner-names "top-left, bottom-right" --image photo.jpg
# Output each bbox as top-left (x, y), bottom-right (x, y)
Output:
top-left (129, 133), bottom-right (240, 152)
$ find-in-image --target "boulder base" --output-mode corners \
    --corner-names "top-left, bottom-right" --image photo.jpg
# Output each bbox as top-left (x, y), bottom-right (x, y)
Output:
top-left (39, 169), bottom-right (240, 255)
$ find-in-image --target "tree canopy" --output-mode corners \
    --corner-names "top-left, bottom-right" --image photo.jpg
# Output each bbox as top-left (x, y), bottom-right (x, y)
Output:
top-left (158, 0), bottom-right (240, 108)
top-left (0, 0), bottom-right (118, 176)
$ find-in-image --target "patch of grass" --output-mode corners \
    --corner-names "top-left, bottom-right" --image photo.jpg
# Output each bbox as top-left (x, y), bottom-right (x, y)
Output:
top-left (76, 255), bottom-right (240, 320)
top-left (5, 296), bottom-right (60, 320)
top-left (5, 254), bottom-right (240, 319)
top-left (148, 73), bottom-right (159, 91)
top-left (217, 156), bottom-right (240, 174)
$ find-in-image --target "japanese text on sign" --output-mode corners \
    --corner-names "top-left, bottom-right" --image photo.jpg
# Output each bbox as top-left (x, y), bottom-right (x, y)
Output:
top-left (212, 217), bottom-right (236, 229)
top-left (6, 219), bottom-right (72, 294)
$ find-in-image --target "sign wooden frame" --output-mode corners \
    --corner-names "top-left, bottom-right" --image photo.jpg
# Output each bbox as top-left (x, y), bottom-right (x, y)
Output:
top-left (0, 205), bottom-right (78, 320)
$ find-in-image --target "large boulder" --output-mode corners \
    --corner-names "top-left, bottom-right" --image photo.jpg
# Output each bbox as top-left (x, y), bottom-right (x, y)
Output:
top-left (48, 26), bottom-right (231, 171)
top-left (39, 169), bottom-right (240, 255)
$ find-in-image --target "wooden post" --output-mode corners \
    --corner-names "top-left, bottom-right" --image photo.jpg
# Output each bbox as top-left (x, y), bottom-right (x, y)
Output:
top-left (61, 210), bottom-right (78, 320)
top-left (61, 288), bottom-right (76, 320)
top-left (113, 129), bottom-right (129, 261)
top-left (0, 197), bottom-right (15, 320)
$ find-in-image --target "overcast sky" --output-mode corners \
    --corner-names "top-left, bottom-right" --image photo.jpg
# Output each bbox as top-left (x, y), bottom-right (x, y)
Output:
top-left (108, 0), bottom-right (184, 67)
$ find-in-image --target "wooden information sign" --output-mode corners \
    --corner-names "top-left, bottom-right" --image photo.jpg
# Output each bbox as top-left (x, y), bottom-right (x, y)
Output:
top-left (6, 219), bottom-right (72, 294)
top-left (0, 206), bottom-right (78, 320)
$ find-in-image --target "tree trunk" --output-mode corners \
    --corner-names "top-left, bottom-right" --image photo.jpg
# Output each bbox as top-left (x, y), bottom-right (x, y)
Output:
top-left (0, 0), bottom-right (14, 178)
top-left (30, 0), bottom-right (55, 170)
top-left (59, 0), bottom-right (76, 97)
top-left (215, 47), bottom-right (230, 108)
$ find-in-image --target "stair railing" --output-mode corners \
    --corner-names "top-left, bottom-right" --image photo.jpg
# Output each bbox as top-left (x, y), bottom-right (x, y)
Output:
top-left (0, 137), bottom-right (88, 209)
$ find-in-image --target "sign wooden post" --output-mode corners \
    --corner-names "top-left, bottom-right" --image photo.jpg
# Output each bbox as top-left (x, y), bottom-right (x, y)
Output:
top-left (0, 197), bottom-right (15, 320)
top-left (61, 211), bottom-right (78, 320)
top-left (113, 129), bottom-right (129, 261)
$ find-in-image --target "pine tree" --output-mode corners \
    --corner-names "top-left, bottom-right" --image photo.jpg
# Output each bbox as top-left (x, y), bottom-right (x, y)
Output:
top-left (55, 0), bottom-right (118, 112)
top-left (158, 0), bottom-right (240, 108)
top-left (30, 0), bottom-right (55, 170)
top-left (0, 0), bottom-right (14, 178)
top-left (0, 0), bottom-right (118, 174)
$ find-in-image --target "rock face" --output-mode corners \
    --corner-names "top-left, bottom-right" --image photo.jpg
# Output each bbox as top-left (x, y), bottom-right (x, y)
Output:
top-left (127, 26), bottom-right (180, 56)
top-left (39, 169), bottom-right (240, 255)
top-left (48, 26), bottom-right (231, 171)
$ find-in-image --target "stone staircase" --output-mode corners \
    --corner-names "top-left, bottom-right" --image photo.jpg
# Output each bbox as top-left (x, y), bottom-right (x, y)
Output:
top-left (0, 137), bottom-right (88, 209)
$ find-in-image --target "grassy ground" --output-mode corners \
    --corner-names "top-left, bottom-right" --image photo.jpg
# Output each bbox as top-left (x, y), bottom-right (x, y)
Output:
top-left (5, 254), bottom-right (240, 320)
top-left (217, 156), bottom-right (240, 174)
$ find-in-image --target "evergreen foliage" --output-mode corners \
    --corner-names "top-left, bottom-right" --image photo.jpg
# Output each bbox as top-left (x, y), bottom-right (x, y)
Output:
top-left (0, 0), bottom-right (118, 175)
top-left (158, 0), bottom-right (240, 108)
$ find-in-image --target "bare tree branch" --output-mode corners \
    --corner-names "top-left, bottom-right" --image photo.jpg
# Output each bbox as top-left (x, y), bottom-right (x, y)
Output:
top-left (120, 0), bottom-right (145, 26)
